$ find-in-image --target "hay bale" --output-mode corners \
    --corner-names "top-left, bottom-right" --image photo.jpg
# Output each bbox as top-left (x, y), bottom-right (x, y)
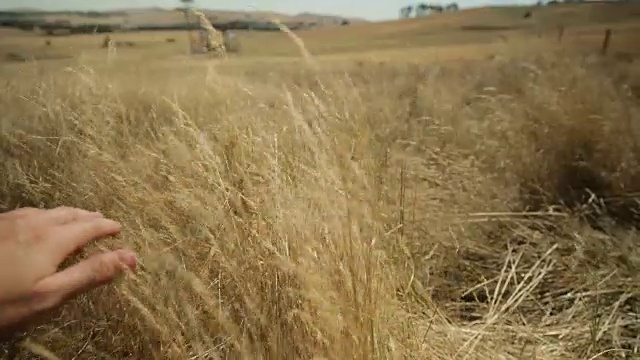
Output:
top-left (223, 31), bottom-right (241, 53)
top-left (102, 35), bottom-right (112, 48)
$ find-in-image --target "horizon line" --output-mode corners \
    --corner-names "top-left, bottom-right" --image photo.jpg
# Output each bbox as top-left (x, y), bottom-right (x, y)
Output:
top-left (0, 3), bottom-right (537, 22)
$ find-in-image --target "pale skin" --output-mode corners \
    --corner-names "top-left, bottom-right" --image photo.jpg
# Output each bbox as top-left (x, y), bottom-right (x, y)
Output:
top-left (0, 206), bottom-right (137, 339)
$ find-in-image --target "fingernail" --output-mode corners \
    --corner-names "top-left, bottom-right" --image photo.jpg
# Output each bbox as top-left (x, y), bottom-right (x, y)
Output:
top-left (118, 250), bottom-right (137, 270)
top-left (102, 219), bottom-right (122, 231)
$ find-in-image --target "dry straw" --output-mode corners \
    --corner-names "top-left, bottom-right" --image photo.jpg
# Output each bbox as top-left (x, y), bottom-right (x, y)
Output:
top-left (189, 8), bottom-right (227, 58)
top-left (271, 18), bottom-right (317, 67)
top-left (3, 8), bottom-right (639, 360)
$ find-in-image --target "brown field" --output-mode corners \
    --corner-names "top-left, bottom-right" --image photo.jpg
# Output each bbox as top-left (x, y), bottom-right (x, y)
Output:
top-left (1, 3), bottom-right (640, 359)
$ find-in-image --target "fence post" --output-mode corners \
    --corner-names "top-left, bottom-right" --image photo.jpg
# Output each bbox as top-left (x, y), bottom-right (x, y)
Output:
top-left (601, 28), bottom-right (612, 55)
top-left (557, 25), bottom-right (564, 42)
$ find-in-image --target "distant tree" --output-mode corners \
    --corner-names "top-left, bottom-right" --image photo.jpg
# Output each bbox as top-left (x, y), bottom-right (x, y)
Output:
top-left (415, 3), bottom-right (429, 17)
top-left (179, 0), bottom-right (195, 52)
top-left (180, 0), bottom-right (195, 12)
top-left (445, 2), bottom-right (459, 11)
top-left (399, 6), bottom-right (407, 19)
top-left (179, 0), bottom-right (195, 24)
top-left (431, 4), bottom-right (444, 13)
top-left (399, 5), bottom-right (414, 19)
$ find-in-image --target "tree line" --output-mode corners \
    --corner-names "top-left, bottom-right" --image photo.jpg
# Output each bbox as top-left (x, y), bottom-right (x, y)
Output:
top-left (399, 3), bottom-right (460, 18)
top-left (0, 12), bottom-right (315, 35)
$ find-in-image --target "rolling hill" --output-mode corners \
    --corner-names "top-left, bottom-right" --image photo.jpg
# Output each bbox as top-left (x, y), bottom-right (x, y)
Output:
top-left (0, 7), bottom-right (367, 29)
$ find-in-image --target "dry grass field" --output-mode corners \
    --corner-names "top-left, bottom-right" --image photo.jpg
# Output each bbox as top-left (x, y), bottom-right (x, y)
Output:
top-left (1, 3), bottom-right (640, 359)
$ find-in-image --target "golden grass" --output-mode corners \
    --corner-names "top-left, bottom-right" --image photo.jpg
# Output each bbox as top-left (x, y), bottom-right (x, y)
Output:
top-left (189, 9), bottom-right (227, 57)
top-left (1, 12), bottom-right (640, 359)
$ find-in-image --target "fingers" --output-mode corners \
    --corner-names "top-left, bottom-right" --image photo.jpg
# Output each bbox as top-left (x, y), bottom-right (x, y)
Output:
top-left (1, 206), bottom-right (123, 271)
top-left (34, 249), bottom-right (137, 306)
top-left (0, 205), bottom-right (135, 335)
top-left (37, 207), bottom-right (103, 226)
top-left (0, 206), bottom-right (100, 226)
top-left (0, 249), bottom-right (137, 338)
top-left (0, 207), bottom-right (42, 220)
top-left (49, 217), bottom-right (122, 262)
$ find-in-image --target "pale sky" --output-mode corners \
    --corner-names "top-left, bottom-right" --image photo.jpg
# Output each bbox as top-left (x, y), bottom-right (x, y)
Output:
top-left (0, 0), bottom-right (534, 21)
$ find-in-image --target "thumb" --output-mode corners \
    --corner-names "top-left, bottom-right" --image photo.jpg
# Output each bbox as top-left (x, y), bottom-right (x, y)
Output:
top-left (36, 249), bottom-right (137, 305)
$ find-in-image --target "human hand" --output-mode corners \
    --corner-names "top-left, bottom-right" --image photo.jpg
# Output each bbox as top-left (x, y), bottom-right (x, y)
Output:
top-left (0, 207), bottom-right (136, 338)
